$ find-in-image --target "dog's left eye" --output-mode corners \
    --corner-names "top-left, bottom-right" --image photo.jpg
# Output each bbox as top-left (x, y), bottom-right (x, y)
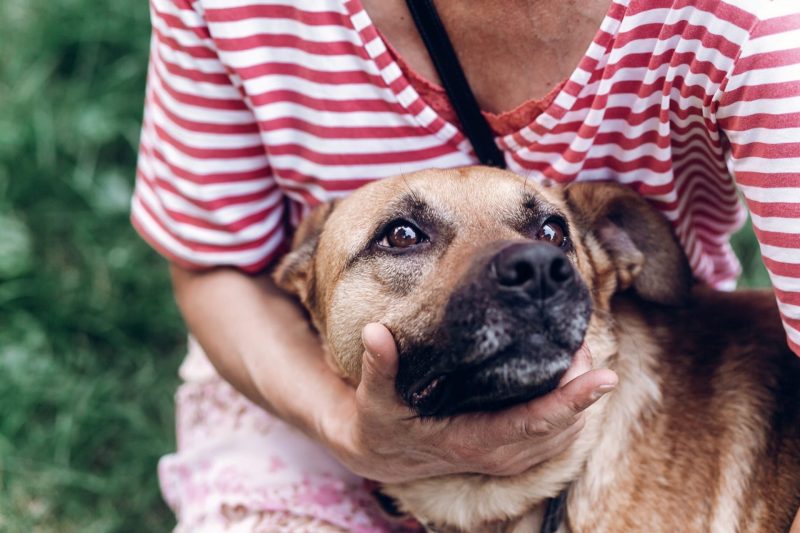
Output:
top-left (379, 221), bottom-right (427, 249)
top-left (536, 218), bottom-right (568, 247)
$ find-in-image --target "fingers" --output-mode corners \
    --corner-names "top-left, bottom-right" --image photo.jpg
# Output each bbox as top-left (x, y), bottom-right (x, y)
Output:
top-left (437, 367), bottom-right (616, 475)
top-left (523, 367), bottom-right (618, 435)
top-left (442, 406), bottom-right (586, 476)
top-left (485, 421), bottom-right (584, 476)
top-left (464, 366), bottom-right (616, 451)
top-left (357, 323), bottom-right (402, 410)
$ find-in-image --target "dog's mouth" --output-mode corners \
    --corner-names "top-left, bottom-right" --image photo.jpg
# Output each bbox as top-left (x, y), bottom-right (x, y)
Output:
top-left (405, 343), bottom-right (574, 418)
top-left (410, 375), bottom-right (447, 406)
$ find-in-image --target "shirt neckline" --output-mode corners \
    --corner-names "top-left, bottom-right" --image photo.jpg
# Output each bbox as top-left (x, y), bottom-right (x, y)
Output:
top-left (378, 25), bottom-right (569, 138)
top-left (343, 0), bottom-right (628, 158)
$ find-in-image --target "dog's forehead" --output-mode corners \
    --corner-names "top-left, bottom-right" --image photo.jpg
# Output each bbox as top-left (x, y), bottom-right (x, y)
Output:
top-left (404, 169), bottom-right (562, 216)
top-left (325, 168), bottom-right (565, 247)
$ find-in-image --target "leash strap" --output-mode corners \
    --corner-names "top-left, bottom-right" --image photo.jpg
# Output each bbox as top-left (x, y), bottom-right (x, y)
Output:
top-left (540, 489), bottom-right (568, 533)
top-left (404, 0), bottom-right (506, 168)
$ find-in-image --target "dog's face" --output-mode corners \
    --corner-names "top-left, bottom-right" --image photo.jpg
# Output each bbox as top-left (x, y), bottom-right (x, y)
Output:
top-left (275, 167), bottom-right (690, 417)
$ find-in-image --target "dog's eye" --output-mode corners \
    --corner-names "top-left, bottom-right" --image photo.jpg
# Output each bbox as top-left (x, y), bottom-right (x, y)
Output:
top-left (379, 221), bottom-right (426, 249)
top-left (536, 218), bottom-right (567, 247)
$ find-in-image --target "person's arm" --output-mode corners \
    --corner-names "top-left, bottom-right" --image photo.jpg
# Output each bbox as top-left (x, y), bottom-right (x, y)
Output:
top-left (171, 264), bottom-right (618, 483)
top-left (716, 8), bottom-right (800, 356)
top-left (169, 264), bottom-right (345, 430)
top-left (716, 11), bottom-right (800, 527)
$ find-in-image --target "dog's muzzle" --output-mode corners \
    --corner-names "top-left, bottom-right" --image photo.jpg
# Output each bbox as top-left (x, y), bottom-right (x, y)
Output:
top-left (396, 241), bottom-right (592, 417)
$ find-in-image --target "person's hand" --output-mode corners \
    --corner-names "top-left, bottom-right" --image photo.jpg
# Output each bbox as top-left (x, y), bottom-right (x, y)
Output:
top-left (318, 323), bottom-right (618, 484)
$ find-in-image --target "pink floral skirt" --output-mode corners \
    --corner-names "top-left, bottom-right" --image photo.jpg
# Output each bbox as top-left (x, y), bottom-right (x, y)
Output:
top-left (159, 339), bottom-right (416, 532)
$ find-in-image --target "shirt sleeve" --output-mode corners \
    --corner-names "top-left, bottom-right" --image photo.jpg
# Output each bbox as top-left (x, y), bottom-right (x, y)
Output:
top-left (716, 9), bottom-right (800, 355)
top-left (131, 0), bottom-right (287, 273)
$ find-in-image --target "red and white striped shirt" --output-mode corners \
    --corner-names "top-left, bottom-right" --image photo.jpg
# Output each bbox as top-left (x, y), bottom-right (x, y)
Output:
top-left (132, 0), bottom-right (800, 355)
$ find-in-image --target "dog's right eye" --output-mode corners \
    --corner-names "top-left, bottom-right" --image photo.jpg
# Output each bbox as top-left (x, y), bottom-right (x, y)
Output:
top-left (378, 221), bottom-right (427, 249)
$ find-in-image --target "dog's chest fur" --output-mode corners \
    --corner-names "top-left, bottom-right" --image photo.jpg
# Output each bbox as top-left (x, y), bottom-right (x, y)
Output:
top-left (567, 290), bottom-right (800, 533)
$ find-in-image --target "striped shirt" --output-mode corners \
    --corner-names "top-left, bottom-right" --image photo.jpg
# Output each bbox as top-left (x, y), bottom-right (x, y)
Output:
top-left (132, 0), bottom-right (800, 355)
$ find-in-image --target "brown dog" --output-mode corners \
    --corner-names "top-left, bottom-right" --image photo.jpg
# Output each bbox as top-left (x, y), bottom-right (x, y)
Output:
top-left (274, 167), bottom-right (800, 533)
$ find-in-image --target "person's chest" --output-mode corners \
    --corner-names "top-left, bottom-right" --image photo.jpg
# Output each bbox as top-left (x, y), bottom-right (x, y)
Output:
top-left (359, 0), bottom-right (612, 114)
top-left (196, 0), bottom-right (742, 189)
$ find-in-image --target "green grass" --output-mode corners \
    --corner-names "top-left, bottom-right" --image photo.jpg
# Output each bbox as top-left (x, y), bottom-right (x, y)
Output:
top-left (731, 218), bottom-right (771, 289)
top-left (0, 0), bottom-right (182, 531)
top-left (0, 0), bottom-right (771, 531)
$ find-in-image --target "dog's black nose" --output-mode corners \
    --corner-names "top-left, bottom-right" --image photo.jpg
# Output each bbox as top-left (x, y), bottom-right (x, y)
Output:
top-left (492, 243), bottom-right (573, 298)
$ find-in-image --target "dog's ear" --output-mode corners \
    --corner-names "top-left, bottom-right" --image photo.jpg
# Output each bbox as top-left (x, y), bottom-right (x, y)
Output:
top-left (565, 182), bottom-right (692, 305)
top-left (273, 200), bottom-right (337, 305)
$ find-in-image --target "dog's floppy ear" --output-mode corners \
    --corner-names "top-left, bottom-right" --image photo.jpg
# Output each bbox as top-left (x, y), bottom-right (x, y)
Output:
top-left (273, 200), bottom-right (337, 305)
top-left (565, 182), bottom-right (692, 305)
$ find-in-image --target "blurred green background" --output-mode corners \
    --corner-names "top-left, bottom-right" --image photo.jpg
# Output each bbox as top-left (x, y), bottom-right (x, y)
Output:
top-left (0, 0), bottom-right (771, 531)
top-left (0, 0), bottom-right (183, 531)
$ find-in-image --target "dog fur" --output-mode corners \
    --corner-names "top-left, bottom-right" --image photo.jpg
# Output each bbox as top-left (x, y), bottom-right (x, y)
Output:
top-left (274, 167), bottom-right (800, 533)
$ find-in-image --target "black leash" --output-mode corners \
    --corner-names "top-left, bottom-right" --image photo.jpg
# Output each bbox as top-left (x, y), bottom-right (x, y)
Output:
top-left (371, 484), bottom-right (568, 533)
top-left (404, 0), bottom-right (506, 168)
top-left (540, 489), bottom-right (568, 533)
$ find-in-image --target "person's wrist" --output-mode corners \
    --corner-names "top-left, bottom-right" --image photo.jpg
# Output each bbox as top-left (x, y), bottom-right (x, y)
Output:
top-left (262, 356), bottom-right (358, 460)
top-left (318, 405), bottom-right (374, 481)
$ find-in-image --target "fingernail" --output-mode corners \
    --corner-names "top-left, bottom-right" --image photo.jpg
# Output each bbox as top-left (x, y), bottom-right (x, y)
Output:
top-left (592, 383), bottom-right (616, 401)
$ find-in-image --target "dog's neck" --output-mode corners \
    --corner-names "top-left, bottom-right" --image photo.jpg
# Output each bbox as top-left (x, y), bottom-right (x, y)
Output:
top-left (564, 302), bottom-right (663, 530)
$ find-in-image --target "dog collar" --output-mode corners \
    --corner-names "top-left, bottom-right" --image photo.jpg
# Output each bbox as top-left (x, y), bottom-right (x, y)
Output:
top-left (540, 489), bottom-right (569, 533)
top-left (366, 479), bottom-right (569, 532)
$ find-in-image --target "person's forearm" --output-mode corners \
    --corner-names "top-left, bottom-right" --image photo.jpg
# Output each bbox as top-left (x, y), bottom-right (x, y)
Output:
top-left (169, 264), bottom-right (348, 437)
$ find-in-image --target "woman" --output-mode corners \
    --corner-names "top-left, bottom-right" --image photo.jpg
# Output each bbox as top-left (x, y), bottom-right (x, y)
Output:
top-left (133, 0), bottom-right (800, 530)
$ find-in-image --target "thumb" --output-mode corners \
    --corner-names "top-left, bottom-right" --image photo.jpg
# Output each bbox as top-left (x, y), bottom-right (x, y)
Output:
top-left (357, 323), bottom-right (401, 406)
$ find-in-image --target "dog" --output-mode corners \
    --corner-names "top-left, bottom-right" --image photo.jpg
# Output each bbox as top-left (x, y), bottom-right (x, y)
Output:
top-left (273, 167), bottom-right (800, 532)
